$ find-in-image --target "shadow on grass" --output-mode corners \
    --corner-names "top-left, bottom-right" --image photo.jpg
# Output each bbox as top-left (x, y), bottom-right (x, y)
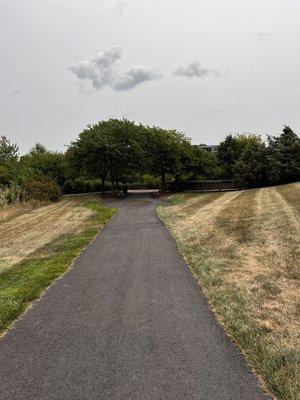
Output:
top-left (0, 200), bottom-right (116, 335)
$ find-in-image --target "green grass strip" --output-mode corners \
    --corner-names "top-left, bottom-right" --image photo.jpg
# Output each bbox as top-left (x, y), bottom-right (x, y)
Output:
top-left (0, 201), bottom-right (116, 335)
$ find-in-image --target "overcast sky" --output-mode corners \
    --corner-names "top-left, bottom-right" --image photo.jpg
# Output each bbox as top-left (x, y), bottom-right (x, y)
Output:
top-left (1, 0), bottom-right (299, 152)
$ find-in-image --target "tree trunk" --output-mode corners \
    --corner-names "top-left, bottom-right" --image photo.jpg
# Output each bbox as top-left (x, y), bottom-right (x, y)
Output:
top-left (101, 177), bottom-right (106, 194)
top-left (161, 172), bottom-right (166, 193)
top-left (174, 174), bottom-right (179, 191)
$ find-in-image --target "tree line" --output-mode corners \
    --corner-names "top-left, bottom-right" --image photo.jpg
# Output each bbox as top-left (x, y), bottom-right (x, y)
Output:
top-left (0, 119), bottom-right (299, 204)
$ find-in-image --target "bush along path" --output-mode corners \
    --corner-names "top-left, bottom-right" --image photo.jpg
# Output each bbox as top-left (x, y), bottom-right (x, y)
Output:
top-left (0, 195), bottom-right (271, 400)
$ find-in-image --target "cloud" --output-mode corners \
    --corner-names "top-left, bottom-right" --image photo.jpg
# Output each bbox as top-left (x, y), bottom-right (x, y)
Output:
top-left (70, 47), bottom-right (122, 90)
top-left (257, 32), bottom-right (272, 41)
top-left (173, 61), bottom-right (221, 79)
top-left (71, 47), bottom-right (161, 91)
top-left (114, 1), bottom-right (130, 19)
top-left (113, 1), bottom-right (142, 20)
top-left (113, 65), bottom-right (162, 91)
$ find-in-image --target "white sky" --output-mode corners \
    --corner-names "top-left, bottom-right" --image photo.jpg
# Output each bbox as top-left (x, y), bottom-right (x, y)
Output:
top-left (1, 0), bottom-right (299, 152)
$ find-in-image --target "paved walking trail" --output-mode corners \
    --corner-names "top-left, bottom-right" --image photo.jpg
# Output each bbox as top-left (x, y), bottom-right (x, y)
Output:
top-left (0, 195), bottom-right (270, 399)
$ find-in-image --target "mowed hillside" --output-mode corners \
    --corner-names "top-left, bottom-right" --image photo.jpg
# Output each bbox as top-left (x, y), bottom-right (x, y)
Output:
top-left (0, 196), bottom-right (116, 335)
top-left (0, 199), bottom-right (94, 271)
top-left (158, 183), bottom-right (300, 400)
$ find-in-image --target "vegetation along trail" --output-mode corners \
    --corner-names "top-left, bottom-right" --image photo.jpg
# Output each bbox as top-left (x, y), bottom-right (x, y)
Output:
top-left (158, 183), bottom-right (300, 400)
top-left (0, 194), bottom-right (270, 400)
top-left (0, 199), bottom-right (94, 271)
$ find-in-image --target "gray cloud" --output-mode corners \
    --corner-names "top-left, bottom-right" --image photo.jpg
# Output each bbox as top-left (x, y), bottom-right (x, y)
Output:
top-left (173, 61), bottom-right (221, 79)
top-left (113, 65), bottom-right (162, 91)
top-left (71, 47), bottom-right (161, 91)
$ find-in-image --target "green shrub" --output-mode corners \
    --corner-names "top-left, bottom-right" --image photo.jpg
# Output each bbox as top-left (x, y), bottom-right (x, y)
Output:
top-left (63, 178), bottom-right (104, 194)
top-left (23, 176), bottom-right (62, 202)
top-left (0, 166), bottom-right (14, 186)
top-left (141, 174), bottom-right (161, 188)
top-left (0, 184), bottom-right (23, 207)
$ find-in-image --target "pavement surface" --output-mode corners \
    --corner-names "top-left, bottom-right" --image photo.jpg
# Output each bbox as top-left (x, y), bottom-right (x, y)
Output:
top-left (0, 194), bottom-right (271, 399)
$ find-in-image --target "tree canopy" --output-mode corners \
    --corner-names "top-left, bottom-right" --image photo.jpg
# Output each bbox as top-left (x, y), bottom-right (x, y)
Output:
top-left (0, 136), bottom-right (19, 185)
top-left (267, 126), bottom-right (300, 184)
top-left (1, 122), bottom-right (299, 201)
top-left (66, 119), bottom-right (146, 192)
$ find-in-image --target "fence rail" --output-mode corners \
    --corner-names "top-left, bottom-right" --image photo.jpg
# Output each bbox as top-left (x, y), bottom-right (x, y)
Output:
top-left (168, 180), bottom-right (238, 192)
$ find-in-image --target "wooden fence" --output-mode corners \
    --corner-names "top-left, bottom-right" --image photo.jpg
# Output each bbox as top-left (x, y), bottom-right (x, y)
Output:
top-left (167, 180), bottom-right (238, 193)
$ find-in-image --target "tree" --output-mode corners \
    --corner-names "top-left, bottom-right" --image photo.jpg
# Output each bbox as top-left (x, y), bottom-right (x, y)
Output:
top-left (217, 135), bottom-right (240, 178)
top-left (234, 140), bottom-right (267, 187)
top-left (106, 119), bottom-right (146, 188)
top-left (266, 126), bottom-right (300, 184)
top-left (218, 134), bottom-right (266, 179)
top-left (0, 136), bottom-right (19, 186)
top-left (0, 135), bottom-right (19, 166)
top-left (20, 146), bottom-right (67, 187)
top-left (66, 119), bottom-right (146, 193)
top-left (67, 128), bottom-right (111, 193)
top-left (144, 127), bottom-right (191, 192)
top-left (29, 143), bottom-right (47, 155)
top-left (188, 145), bottom-right (222, 180)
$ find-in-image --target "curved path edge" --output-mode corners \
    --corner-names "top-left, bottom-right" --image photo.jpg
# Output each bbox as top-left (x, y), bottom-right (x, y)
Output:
top-left (0, 195), bottom-right (271, 400)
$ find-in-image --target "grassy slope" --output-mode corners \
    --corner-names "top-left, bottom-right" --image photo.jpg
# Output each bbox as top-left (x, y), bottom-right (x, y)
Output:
top-left (0, 199), bottom-right (116, 336)
top-left (158, 183), bottom-right (300, 400)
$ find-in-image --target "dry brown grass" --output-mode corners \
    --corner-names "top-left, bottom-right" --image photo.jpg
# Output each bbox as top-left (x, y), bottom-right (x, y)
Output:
top-left (0, 197), bottom-right (116, 335)
top-left (158, 182), bottom-right (300, 400)
top-left (0, 197), bottom-right (96, 272)
top-left (0, 202), bottom-right (35, 223)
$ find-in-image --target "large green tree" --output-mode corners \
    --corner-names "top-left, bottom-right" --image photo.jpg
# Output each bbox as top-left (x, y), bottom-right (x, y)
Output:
top-left (144, 127), bottom-right (191, 192)
top-left (266, 126), bottom-right (300, 184)
top-left (66, 119), bottom-right (146, 192)
top-left (218, 134), bottom-right (265, 179)
top-left (234, 140), bottom-right (267, 187)
top-left (188, 145), bottom-right (222, 180)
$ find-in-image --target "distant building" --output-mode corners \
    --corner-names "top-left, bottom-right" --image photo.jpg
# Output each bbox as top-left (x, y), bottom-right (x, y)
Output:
top-left (200, 144), bottom-right (219, 154)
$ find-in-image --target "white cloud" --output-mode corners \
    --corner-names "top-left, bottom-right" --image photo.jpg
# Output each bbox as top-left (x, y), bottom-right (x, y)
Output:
top-left (71, 47), bottom-right (161, 91)
top-left (114, 1), bottom-right (130, 19)
top-left (70, 47), bottom-right (122, 90)
top-left (257, 32), bottom-right (272, 41)
top-left (113, 65), bottom-right (162, 91)
top-left (112, 1), bottom-right (143, 20)
top-left (173, 61), bottom-right (221, 79)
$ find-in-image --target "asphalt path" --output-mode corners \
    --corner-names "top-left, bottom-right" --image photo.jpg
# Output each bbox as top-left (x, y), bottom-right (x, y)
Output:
top-left (0, 194), bottom-right (271, 399)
